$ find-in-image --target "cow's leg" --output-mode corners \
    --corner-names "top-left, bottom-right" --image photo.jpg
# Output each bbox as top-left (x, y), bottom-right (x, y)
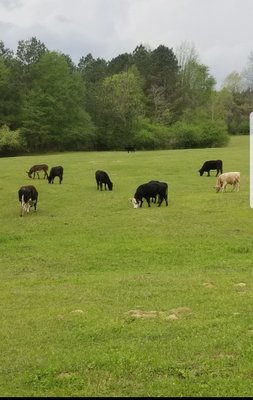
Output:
top-left (20, 195), bottom-right (25, 216)
top-left (216, 170), bottom-right (219, 176)
top-left (99, 182), bottom-right (102, 191)
top-left (162, 195), bottom-right (168, 206)
top-left (208, 170), bottom-right (210, 176)
top-left (146, 197), bottom-right (151, 207)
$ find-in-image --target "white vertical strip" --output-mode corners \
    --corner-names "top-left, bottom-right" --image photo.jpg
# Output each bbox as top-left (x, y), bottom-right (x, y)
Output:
top-left (250, 112), bottom-right (253, 208)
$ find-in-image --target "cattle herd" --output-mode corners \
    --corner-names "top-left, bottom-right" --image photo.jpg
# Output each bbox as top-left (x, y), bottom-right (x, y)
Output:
top-left (18, 164), bottom-right (64, 217)
top-left (18, 158), bottom-right (241, 216)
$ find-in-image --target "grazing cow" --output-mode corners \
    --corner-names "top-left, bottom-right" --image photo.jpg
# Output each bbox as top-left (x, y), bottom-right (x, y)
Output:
top-left (18, 185), bottom-right (38, 217)
top-left (27, 164), bottom-right (49, 179)
top-left (125, 145), bottom-right (135, 153)
top-left (215, 172), bottom-right (240, 193)
top-left (199, 160), bottom-right (223, 176)
top-left (48, 166), bottom-right (64, 184)
top-left (95, 170), bottom-right (113, 191)
top-left (131, 181), bottom-right (168, 208)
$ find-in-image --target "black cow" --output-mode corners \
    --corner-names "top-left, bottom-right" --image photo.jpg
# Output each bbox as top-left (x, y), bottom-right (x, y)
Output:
top-left (132, 181), bottom-right (168, 208)
top-left (125, 145), bottom-right (135, 153)
top-left (199, 160), bottom-right (223, 176)
top-left (18, 185), bottom-right (38, 217)
top-left (48, 166), bottom-right (64, 184)
top-left (95, 170), bottom-right (113, 191)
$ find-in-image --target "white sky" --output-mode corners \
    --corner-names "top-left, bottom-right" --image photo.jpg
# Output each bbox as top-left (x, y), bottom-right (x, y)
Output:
top-left (0, 0), bottom-right (252, 88)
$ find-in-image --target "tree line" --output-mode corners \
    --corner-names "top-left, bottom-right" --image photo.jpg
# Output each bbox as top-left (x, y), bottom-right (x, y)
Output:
top-left (0, 37), bottom-right (252, 155)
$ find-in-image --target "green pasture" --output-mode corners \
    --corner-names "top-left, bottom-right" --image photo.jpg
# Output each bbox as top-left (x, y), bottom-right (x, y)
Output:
top-left (0, 135), bottom-right (252, 397)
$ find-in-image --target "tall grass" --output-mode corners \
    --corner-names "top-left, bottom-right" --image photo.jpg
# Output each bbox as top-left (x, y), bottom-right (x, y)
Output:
top-left (0, 136), bottom-right (252, 397)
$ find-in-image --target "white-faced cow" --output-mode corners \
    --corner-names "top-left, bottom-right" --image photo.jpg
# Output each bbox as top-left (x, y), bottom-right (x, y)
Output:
top-left (199, 160), bottom-right (223, 177)
top-left (95, 170), bottom-right (113, 191)
top-left (215, 172), bottom-right (240, 193)
top-left (27, 164), bottom-right (49, 179)
top-left (131, 180), bottom-right (168, 208)
top-left (18, 185), bottom-right (38, 217)
top-left (48, 166), bottom-right (64, 184)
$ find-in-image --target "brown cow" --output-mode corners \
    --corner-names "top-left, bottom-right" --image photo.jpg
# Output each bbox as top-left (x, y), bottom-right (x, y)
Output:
top-left (27, 164), bottom-right (48, 179)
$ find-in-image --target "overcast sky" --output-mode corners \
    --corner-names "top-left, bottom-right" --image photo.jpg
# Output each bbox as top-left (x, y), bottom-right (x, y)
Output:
top-left (0, 0), bottom-right (252, 88)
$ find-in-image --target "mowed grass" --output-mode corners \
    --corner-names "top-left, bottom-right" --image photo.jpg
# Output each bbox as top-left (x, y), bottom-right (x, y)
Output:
top-left (0, 136), bottom-right (253, 397)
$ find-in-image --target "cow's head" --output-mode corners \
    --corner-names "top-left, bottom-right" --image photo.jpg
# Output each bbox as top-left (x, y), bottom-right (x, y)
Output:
top-left (130, 198), bottom-right (139, 208)
top-left (26, 171), bottom-right (32, 178)
top-left (199, 169), bottom-right (204, 176)
top-left (108, 182), bottom-right (113, 191)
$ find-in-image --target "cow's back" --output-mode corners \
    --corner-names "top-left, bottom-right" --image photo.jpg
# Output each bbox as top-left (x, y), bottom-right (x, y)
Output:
top-left (18, 185), bottom-right (38, 202)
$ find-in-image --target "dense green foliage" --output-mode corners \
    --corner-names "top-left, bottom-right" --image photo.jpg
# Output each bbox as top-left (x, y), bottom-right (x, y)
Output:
top-left (0, 124), bottom-right (26, 156)
top-left (0, 136), bottom-right (252, 397)
top-left (0, 37), bottom-right (252, 155)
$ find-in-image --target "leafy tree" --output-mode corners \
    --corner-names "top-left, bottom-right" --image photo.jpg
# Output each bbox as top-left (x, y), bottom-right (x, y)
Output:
top-left (78, 53), bottom-right (108, 83)
top-left (146, 45), bottom-right (179, 122)
top-left (221, 70), bottom-right (252, 134)
top-left (21, 51), bottom-right (95, 151)
top-left (107, 53), bottom-right (133, 75)
top-left (222, 71), bottom-right (246, 93)
top-left (132, 44), bottom-right (151, 80)
top-left (0, 57), bottom-right (23, 129)
top-left (16, 36), bottom-right (47, 66)
top-left (94, 66), bottom-right (145, 149)
top-left (175, 41), bottom-right (216, 124)
top-left (0, 40), bottom-right (14, 61)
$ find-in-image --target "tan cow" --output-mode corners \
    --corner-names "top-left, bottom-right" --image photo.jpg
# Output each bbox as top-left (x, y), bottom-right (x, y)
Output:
top-left (215, 172), bottom-right (240, 193)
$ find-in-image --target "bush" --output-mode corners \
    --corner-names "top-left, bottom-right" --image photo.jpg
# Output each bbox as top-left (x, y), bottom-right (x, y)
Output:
top-left (134, 117), bottom-right (172, 150)
top-left (0, 125), bottom-right (27, 156)
top-left (168, 119), bottom-right (230, 149)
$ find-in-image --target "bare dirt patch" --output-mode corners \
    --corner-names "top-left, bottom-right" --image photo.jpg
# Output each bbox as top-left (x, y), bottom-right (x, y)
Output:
top-left (203, 282), bottom-right (215, 288)
top-left (126, 307), bottom-right (192, 321)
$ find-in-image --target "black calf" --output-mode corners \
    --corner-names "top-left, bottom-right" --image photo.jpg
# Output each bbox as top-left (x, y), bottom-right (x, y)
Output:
top-left (95, 170), bottom-right (113, 191)
top-left (48, 166), bottom-right (64, 184)
top-left (199, 160), bottom-right (223, 176)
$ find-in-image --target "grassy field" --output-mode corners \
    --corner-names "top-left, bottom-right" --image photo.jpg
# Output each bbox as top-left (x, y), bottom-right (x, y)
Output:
top-left (0, 135), bottom-right (252, 397)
